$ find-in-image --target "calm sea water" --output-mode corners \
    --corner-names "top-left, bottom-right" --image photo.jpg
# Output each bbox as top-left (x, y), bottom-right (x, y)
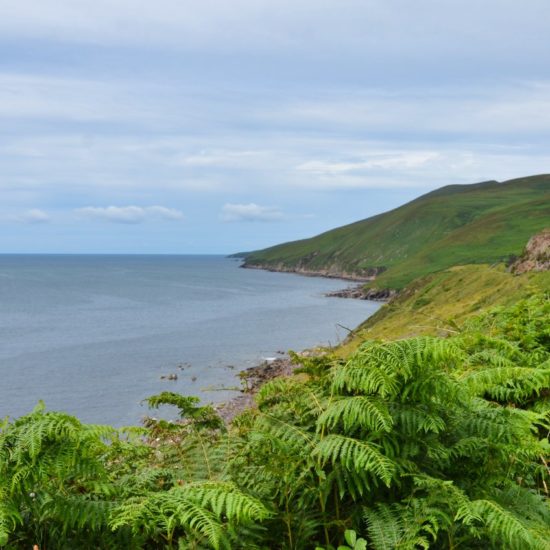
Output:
top-left (0, 255), bottom-right (379, 425)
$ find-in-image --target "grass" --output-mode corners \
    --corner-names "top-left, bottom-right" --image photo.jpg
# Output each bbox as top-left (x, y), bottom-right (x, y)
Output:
top-left (334, 264), bottom-right (550, 356)
top-left (243, 174), bottom-right (550, 289)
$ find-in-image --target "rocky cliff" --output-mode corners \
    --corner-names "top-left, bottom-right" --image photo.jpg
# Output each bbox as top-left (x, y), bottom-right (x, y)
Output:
top-left (511, 229), bottom-right (550, 274)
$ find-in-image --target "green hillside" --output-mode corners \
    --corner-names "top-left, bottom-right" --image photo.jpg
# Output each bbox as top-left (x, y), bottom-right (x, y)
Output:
top-left (243, 174), bottom-right (550, 289)
top-left (336, 264), bottom-right (550, 356)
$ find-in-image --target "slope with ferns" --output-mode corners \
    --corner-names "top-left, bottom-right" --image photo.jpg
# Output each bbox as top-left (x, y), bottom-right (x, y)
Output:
top-left (242, 174), bottom-right (550, 289)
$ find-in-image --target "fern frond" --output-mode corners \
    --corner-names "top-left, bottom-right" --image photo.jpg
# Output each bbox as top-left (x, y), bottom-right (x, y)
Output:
top-left (111, 482), bottom-right (270, 550)
top-left (462, 366), bottom-right (550, 402)
top-left (332, 337), bottom-right (463, 398)
top-left (317, 396), bottom-right (393, 434)
top-left (463, 399), bottom-right (541, 443)
top-left (0, 500), bottom-right (21, 547)
top-left (256, 378), bottom-right (306, 407)
top-left (314, 434), bottom-right (395, 486)
top-left (458, 498), bottom-right (550, 550)
top-left (182, 482), bottom-right (271, 521)
top-left (43, 495), bottom-right (115, 531)
top-left (490, 484), bottom-right (550, 528)
top-left (254, 413), bottom-right (316, 450)
top-left (364, 503), bottom-right (403, 550)
top-left (391, 403), bottom-right (446, 435)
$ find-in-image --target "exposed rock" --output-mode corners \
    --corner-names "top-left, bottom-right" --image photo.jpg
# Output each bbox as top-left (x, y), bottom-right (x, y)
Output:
top-left (510, 229), bottom-right (550, 274)
top-left (160, 373), bottom-right (178, 380)
top-left (241, 262), bottom-right (386, 282)
top-left (216, 356), bottom-right (298, 423)
top-left (325, 285), bottom-right (398, 302)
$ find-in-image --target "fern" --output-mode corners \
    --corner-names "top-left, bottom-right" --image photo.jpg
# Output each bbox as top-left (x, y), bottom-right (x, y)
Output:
top-left (111, 482), bottom-right (270, 549)
top-left (457, 499), bottom-right (550, 549)
top-left (317, 396), bottom-right (393, 434)
top-left (314, 434), bottom-right (395, 486)
top-left (0, 499), bottom-right (21, 547)
top-left (145, 392), bottom-right (225, 432)
top-left (390, 403), bottom-right (447, 435)
top-left (363, 503), bottom-right (404, 550)
top-left (332, 338), bottom-right (463, 398)
top-left (462, 365), bottom-right (550, 403)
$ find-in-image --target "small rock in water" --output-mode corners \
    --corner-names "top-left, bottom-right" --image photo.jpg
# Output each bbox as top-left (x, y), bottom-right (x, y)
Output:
top-left (191, 376), bottom-right (197, 382)
top-left (161, 373), bottom-right (178, 380)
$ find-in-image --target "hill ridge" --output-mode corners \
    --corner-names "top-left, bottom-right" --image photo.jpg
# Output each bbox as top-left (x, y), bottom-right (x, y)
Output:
top-left (241, 174), bottom-right (550, 289)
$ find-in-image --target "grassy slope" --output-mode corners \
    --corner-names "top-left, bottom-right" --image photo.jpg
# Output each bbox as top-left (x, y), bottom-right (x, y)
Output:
top-left (335, 264), bottom-right (550, 356)
top-left (244, 174), bottom-right (550, 289)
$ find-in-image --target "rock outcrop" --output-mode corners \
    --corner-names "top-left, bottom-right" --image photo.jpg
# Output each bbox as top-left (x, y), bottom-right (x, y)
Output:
top-left (510, 229), bottom-right (550, 274)
top-left (325, 285), bottom-right (397, 301)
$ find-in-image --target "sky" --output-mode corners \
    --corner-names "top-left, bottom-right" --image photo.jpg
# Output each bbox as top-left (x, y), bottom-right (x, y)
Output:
top-left (1, 0), bottom-right (549, 254)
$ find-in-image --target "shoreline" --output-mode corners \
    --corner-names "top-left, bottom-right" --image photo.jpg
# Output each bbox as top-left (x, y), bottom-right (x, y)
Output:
top-left (240, 262), bottom-right (397, 301)
top-left (324, 284), bottom-right (397, 301)
top-left (214, 277), bottom-right (395, 424)
top-left (215, 355), bottom-right (297, 423)
top-left (240, 262), bottom-right (377, 282)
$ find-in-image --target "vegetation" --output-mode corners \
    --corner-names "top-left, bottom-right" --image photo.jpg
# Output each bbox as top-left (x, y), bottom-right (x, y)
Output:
top-left (335, 264), bottom-right (550, 355)
top-left (241, 174), bottom-right (550, 289)
top-left (1, 284), bottom-right (549, 548)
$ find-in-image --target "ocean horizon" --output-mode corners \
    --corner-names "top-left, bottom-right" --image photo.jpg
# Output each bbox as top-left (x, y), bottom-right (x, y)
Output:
top-left (0, 254), bottom-right (379, 426)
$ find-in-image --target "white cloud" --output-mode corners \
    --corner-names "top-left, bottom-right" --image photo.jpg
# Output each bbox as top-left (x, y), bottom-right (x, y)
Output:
top-left (0, 73), bottom-right (166, 124)
top-left (0, 0), bottom-right (547, 69)
top-left (220, 203), bottom-right (283, 222)
top-left (75, 205), bottom-right (184, 224)
top-left (178, 150), bottom-right (267, 167)
top-left (16, 208), bottom-right (51, 224)
top-left (268, 83), bottom-right (550, 136)
top-left (297, 152), bottom-right (439, 175)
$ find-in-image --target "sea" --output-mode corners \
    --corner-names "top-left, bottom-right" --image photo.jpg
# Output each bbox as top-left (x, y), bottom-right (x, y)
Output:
top-left (0, 255), bottom-right (379, 426)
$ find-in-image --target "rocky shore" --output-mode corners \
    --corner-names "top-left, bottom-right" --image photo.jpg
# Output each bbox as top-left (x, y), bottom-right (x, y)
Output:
top-left (241, 263), bottom-right (379, 282)
top-left (240, 261), bottom-right (396, 300)
top-left (215, 356), bottom-right (297, 423)
top-left (213, 270), bottom-right (396, 424)
top-left (214, 286), bottom-right (394, 423)
top-left (325, 284), bottom-right (397, 301)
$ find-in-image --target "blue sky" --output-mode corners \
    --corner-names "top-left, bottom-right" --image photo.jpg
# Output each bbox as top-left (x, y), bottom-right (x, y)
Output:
top-left (1, 0), bottom-right (549, 253)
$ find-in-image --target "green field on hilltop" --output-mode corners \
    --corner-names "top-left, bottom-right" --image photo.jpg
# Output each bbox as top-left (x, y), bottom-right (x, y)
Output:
top-left (243, 174), bottom-right (550, 289)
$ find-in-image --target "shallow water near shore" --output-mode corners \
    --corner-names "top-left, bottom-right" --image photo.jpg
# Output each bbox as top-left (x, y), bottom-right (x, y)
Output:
top-left (0, 255), bottom-right (379, 425)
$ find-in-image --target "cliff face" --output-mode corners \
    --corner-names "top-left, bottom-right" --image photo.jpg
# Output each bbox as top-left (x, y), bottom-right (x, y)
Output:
top-left (511, 229), bottom-right (550, 274)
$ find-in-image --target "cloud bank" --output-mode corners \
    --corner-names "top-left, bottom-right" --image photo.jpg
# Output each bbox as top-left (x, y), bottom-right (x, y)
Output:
top-left (221, 203), bottom-right (283, 222)
top-left (75, 206), bottom-right (184, 224)
top-left (17, 209), bottom-right (51, 224)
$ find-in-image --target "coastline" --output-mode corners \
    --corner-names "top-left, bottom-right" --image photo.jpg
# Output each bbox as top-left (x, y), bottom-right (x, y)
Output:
top-left (324, 284), bottom-right (397, 301)
top-left (215, 355), bottom-right (297, 423)
top-left (214, 268), bottom-right (395, 424)
top-left (240, 262), bottom-right (378, 282)
top-left (240, 261), bottom-right (397, 300)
